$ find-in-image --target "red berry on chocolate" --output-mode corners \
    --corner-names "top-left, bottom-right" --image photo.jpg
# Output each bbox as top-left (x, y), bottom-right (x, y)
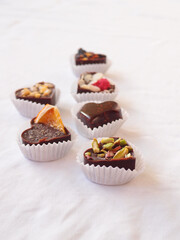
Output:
top-left (92, 78), bottom-right (111, 91)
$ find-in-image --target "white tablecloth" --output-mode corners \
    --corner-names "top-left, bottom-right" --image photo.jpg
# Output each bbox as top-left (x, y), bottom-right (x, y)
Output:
top-left (0, 0), bottom-right (180, 239)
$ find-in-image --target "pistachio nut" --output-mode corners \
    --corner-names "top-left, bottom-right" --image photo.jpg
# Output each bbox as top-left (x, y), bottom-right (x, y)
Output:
top-left (100, 138), bottom-right (114, 144)
top-left (92, 138), bottom-right (100, 153)
top-left (97, 153), bottom-right (105, 158)
top-left (103, 143), bottom-right (114, 150)
top-left (113, 146), bottom-right (129, 159)
top-left (85, 152), bottom-right (91, 157)
top-left (119, 139), bottom-right (127, 147)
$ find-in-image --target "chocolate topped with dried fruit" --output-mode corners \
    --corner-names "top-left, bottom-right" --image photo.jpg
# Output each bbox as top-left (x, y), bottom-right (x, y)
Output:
top-left (21, 104), bottom-right (71, 145)
top-left (84, 138), bottom-right (136, 170)
top-left (77, 72), bottom-right (115, 93)
top-left (15, 82), bottom-right (56, 105)
top-left (75, 48), bottom-right (106, 65)
top-left (77, 101), bottom-right (122, 129)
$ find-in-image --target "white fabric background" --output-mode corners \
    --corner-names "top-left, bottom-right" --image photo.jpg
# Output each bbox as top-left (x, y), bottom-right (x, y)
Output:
top-left (0, 0), bottom-right (180, 239)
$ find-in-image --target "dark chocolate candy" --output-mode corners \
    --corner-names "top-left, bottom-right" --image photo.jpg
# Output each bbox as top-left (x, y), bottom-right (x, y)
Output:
top-left (21, 123), bottom-right (71, 145)
top-left (75, 48), bottom-right (106, 65)
top-left (77, 101), bottom-right (122, 129)
top-left (84, 138), bottom-right (136, 170)
top-left (15, 82), bottom-right (56, 105)
top-left (77, 72), bottom-right (115, 94)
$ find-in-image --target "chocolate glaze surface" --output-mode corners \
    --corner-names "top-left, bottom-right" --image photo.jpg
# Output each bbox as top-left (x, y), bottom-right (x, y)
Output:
top-left (21, 123), bottom-right (71, 145)
top-left (77, 101), bottom-right (122, 129)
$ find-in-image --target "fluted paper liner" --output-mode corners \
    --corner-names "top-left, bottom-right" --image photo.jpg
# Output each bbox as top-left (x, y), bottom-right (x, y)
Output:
top-left (17, 122), bottom-right (76, 162)
top-left (70, 55), bottom-right (111, 77)
top-left (76, 138), bottom-right (145, 185)
top-left (71, 79), bottom-right (118, 103)
top-left (11, 88), bottom-right (60, 118)
top-left (71, 101), bottom-right (128, 139)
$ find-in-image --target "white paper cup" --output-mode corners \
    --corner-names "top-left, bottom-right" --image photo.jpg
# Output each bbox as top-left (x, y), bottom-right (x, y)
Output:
top-left (71, 101), bottom-right (128, 139)
top-left (17, 122), bottom-right (76, 162)
top-left (71, 80), bottom-right (118, 103)
top-left (11, 88), bottom-right (60, 119)
top-left (70, 55), bottom-right (111, 77)
top-left (77, 138), bottom-right (145, 185)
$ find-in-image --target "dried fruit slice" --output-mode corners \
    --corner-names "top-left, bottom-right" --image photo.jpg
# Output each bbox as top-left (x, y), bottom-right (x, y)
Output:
top-left (34, 104), bottom-right (66, 134)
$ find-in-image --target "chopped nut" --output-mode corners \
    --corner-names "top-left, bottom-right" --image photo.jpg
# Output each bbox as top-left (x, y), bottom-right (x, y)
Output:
top-left (113, 146), bottom-right (129, 159)
top-left (43, 89), bottom-right (51, 96)
top-left (35, 83), bottom-right (41, 88)
top-left (97, 153), bottom-right (105, 158)
top-left (101, 138), bottom-right (114, 144)
top-left (29, 91), bottom-right (40, 98)
top-left (81, 84), bottom-right (100, 92)
top-left (85, 152), bottom-right (91, 157)
top-left (105, 151), bottom-right (114, 158)
top-left (114, 138), bottom-right (121, 146)
top-left (21, 88), bottom-right (31, 97)
top-left (92, 73), bottom-right (104, 82)
top-left (119, 139), bottom-right (127, 147)
top-left (92, 138), bottom-right (100, 153)
top-left (78, 78), bottom-right (85, 86)
top-left (103, 143), bottom-right (114, 150)
top-left (44, 83), bottom-right (54, 88)
top-left (39, 85), bottom-right (48, 94)
top-left (30, 86), bottom-right (38, 92)
top-left (84, 73), bottom-right (93, 84)
top-left (125, 153), bottom-right (131, 158)
top-left (34, 93), bottom-right (41, 98)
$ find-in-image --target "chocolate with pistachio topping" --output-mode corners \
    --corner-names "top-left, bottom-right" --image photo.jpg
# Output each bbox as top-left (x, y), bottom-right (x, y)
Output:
top-left (84, 137), bottom-right (136, 170)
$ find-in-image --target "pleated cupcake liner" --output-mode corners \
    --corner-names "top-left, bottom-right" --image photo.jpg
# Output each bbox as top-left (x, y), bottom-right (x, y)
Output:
top-left (76, 138), bottom-right (145, 185)
top-left (11, 88), bottom-right (60, 119)
top-left (70, 55), bottom-right (111, 77)
top-left (71, 100), bottom-right (128, 139)
top-left (17, 122), bottom-right (76, 162)
top-left (71, 79), bottom-right (118, 103)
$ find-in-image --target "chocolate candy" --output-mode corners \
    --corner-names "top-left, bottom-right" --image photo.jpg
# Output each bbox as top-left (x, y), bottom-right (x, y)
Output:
top-left (15, 82), bottom-right (56, 105)
top-left (75, 48), bottom-right (106, 65)
top-left (84, 138), bottom-right (136, 170)
top-left (21, 123), bottom-right (71, 145)
top-left (77, 72), bottom-right (115, 93)
top-left (77, 101), bottom-right (122, 129)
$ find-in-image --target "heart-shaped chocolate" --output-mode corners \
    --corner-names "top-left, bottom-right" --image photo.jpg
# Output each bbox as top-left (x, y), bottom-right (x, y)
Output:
top-left (77, 101), bottom-right (122, 129)
top-left (15, 82), bottom-right (56, 105)
top-left (21, 122), bottom-right (71, 146)
top-left (75, 48), bottom-right (106, 65)
top-left (84, 137), bottom-right (135, 170)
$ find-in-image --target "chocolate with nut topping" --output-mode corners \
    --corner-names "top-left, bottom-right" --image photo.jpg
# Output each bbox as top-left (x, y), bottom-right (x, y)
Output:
top-left (77, 101), bottom-right (122, 129)
top-left (77, 72), bottom-right (115, 93)
top-left (75, 48), bottom-right (106, 65)
top-left (84, 138), bottom-right (136, 170)
top-left (15, 82), bottom-right (56, 105)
